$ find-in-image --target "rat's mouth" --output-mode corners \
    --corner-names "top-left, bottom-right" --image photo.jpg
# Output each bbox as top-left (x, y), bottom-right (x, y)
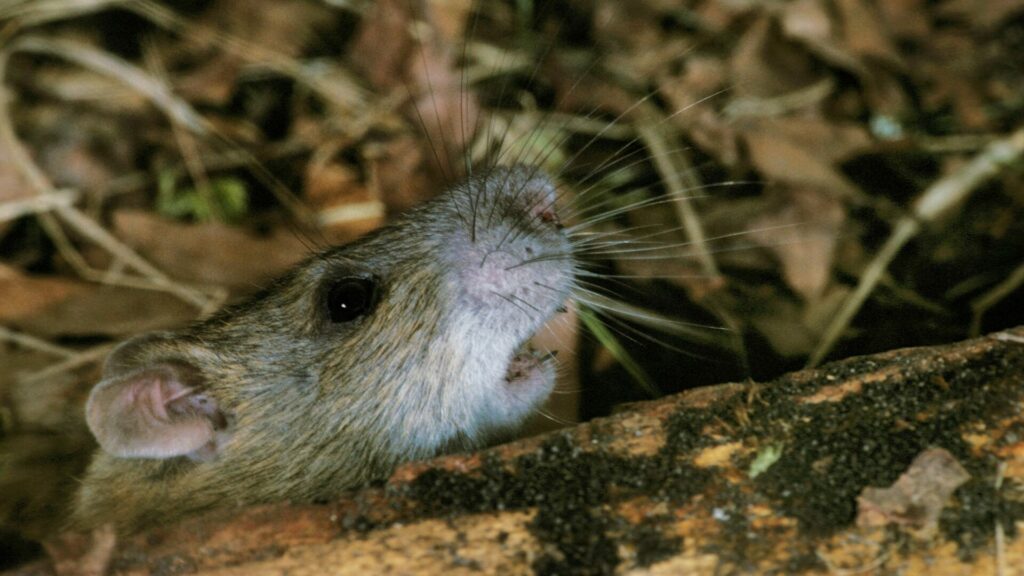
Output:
top-left (505, 344), bottom-right (556, 387)
top-left (503, 295), bottom-right (571, 391)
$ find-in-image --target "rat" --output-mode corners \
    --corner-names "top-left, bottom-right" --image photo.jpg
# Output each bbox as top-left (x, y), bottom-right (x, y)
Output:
top-left (71, 164), bottom-right (575, 532)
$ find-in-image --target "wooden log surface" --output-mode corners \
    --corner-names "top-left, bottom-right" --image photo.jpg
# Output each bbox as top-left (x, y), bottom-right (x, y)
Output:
top-left (8, 326), bottom-right (1024, 575)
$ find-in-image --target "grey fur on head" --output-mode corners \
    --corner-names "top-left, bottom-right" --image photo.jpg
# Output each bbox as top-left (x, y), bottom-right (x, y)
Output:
top-left (74, 164), bottom-right (575, 532)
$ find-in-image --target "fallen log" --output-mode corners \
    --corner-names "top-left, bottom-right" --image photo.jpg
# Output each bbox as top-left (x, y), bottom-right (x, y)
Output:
top-left (9, 327), bottom-right (1024, 575)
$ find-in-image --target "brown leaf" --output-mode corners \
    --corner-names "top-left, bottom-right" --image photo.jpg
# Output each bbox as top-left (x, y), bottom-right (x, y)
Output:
top-left (878, 0), bottom-right (932, 41)
top-left (593, 0), bottom-right (676, 57)
top-left (112, 210), bottom-right (309, 291)
top-left (750, 186), bottom-right (844, 301)
top-left (937, 0), bottom-right (1024, 30)
top-left (426, 0), bottom-right (473, 45)
top-left (11, 285), bottom-right (197, 338)
top-left (781, 0), bottom-right (833, 43)
top-left (0, 349), bottom-right (90, 432)
top-left (856, 447), bottom-right (971, 537)
top-left (744, 117), bottom-right (872, 165)
top-left (0, 141), bottom-right (33, 206)
top-left (407, 35), bottom-right (479, 177)
top-left (351, 0), bottom-right (478, 187)
top-left (730, 16), bottom-right (822, 100)
top-left (174, 56), bottom-right (243, 106)
top-left (199, 0), bottom-right (335, 59)
top-left (743, 127), bottom-right (863, 200)
top-left (350, 0), bottom-right (416, 91)
top-left (25, 107), bottom-right (133, 195)
top-left (659, 56), bottom-right (741, 165)
top-left (169, 0), bottom-right (336, 108)
top-left (1, 431), bottom-right (95, 541)
top-left (836, 0), bottom-right (905, 69)
top-left (0, 266), bottom-right (91, 323)
top-left (305, 147), bottom-right (385, 241)
top-left (366, 135), bottom-right (438, 212)
top-left (779, 1), bottom-right (911, 116)
top-left (746, 292), bottom-right (822, 358)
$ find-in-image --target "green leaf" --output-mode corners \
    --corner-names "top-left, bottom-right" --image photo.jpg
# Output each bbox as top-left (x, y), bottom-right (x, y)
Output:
top-left (155, 174), bottom-right (250, 224)
top-left (578, 306), bottom-right (660, 398)
top-left (749, 444), bottom-right (784, 479)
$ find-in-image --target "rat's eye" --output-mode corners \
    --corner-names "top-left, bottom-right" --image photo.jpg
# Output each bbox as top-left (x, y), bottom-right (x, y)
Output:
top-left (326, 277), bottom-right (376, 323)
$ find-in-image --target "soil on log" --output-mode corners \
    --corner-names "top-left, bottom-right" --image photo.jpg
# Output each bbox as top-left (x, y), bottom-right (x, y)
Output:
top-left (8, 326), bottom-right (1024, 575)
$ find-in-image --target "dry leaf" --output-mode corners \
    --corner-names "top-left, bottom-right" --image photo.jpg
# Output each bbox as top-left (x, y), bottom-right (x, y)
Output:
top-left (112, 210), bottom-right (309, 291)
top-left (750, 186), bottom-right (844, 301)
top-left (366, 135), bottom-right (438, 212)
top-left (10, 285), bottom-right (197, 338)
top-left (744, 117), bottom-right (872, 165)
top-left (856, 447), bottom-right (971, 538)
top-left (781, 0), bottom-right (832, 43)
top-left (0, 141), bottom-right (33, 207)
top-left (743, 128), bottom-right (862, 200)
top-left (730, 16), bottom-right (822, 100)
top-left (0, 349), bottom-right (90, 432)
top-left (836, 0), bottom-right (905, 69)
top-left (199, 0), bottom-right (335, 59)
top-left (351, 0), bottom-right (478, 195)
top-left (22, 107), bottom-right (134, 195)
top-left (305, 147), bottom-right (385, 241)
top-left (878, 0), bottom-right (931, 41)
top-left (174, 56), bottom-right (243, 106)
top-left (0, 267), bottom-right (91, 323)
top-left (1, 432), bottom-right (95, 542)
top-left (350, 0), bottom-right (416, 91)
top-left (408, 35), bottom-right (479, 176)
top-left (937, 0), bottom-right (1024, 30)
top-left (747, 295), bottom-right (821, 358)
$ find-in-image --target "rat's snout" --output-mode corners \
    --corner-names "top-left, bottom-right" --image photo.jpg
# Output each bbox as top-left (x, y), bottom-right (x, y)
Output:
top-left (439, 165), bottom-right (574, 333)
top-left (462, 246), bottom-right (534, 304)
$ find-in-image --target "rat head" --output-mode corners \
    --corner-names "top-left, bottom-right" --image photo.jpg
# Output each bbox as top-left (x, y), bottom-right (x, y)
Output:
top-left (81, 164), bottom-right (574, 511)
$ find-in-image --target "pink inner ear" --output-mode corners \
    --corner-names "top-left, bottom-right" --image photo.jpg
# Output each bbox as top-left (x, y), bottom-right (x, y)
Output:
top-left (86, 365), bottom-right (224, 460)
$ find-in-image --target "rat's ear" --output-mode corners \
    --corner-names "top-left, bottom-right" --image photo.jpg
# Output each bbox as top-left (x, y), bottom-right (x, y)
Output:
top-left (85, 362), bottom-right (227, 461)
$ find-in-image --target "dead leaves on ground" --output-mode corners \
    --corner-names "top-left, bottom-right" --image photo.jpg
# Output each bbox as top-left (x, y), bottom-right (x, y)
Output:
top-left (0, 0), bottom-right (1018, 364)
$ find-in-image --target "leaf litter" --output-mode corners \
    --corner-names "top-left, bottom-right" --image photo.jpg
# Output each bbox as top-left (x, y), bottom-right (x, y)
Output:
top-left (0, 0), bottom-right (1023, 568)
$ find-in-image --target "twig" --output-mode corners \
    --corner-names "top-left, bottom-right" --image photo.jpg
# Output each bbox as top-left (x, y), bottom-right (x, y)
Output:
top-left (1, 0), bottom-right (372, 111)
top-left (0, 0), bottom-right (127, 26)
top-left (7, 35), bottom-right (208, 134)
top-left (969, 262), bottom-right (1024, 337)
top-left (722, 77), bottom-right (835, 120)
top-left (0, 39), bottom-right (214, 311)
top-left (142, 38), bottom-right (219, 219)
top-left (97, 140), bottom-right (310, 202)
top-left (808, 126), bottom-right (1024, 367)
top-left (636, 123), bottom-right (721, 282)
top-left (0, 325), bottom-right (77, 358)
top-left (6, 16), bottom-right (328, 228)
top-left (916, 133), bottom-right (1000, 155)
top-left (0, 188), bottom-right (77, 222)
top-left (20, 342), bottom-right (115, 384)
